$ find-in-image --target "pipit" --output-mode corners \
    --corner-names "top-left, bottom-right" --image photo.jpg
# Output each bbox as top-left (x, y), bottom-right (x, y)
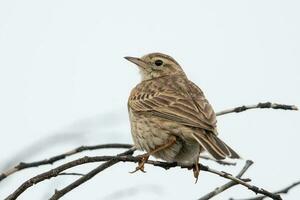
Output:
top-left (125, 52), bottom-right (240, 181)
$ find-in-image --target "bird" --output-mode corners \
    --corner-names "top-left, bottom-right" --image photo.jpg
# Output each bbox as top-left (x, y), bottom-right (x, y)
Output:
top-left (125, 52), bottom-right (240, 181)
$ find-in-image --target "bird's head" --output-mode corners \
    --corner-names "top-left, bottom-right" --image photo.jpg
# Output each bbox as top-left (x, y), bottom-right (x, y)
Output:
top-left (125, 52), bottom-right (185, 81)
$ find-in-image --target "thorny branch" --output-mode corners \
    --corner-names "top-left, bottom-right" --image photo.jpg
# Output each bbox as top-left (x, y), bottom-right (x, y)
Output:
top-left (1, 102), bottom-right (298, 200)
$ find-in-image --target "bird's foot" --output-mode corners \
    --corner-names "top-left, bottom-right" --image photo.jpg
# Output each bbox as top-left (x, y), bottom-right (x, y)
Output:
top-left (130, 154), bottom-right (149, 173)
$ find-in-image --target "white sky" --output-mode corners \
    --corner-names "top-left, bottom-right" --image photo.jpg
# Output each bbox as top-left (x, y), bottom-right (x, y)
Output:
top-left (0, 0), bottom-right (299, 199)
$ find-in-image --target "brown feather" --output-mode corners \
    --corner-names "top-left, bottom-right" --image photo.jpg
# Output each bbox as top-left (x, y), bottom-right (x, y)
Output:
top-left (128, 75), bottom-right (216, 132)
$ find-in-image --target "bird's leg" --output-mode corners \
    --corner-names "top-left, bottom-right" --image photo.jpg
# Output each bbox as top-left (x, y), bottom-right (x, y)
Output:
top-left (130, 136), bottom-right (177, 173)
top-left (129, 154), bottom-right (149, 173)
top-left (193, 155), bottom-right (200, 183)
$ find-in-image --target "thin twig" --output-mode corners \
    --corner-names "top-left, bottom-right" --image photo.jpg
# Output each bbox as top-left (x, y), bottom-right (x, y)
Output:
top-left (216, 102), bottom-right (298, 116)
top-left (5, 154), bottom-right (281, 200)
top-left (200, 155), bottom-right (236, 166)
top-left (0, 143), bottom-right (132, 182)
top-left (196, 166), bottom-right (282, 200)
top-left (58, 173), bottom-right (84, 177)
top-left (48, 148), bottom-right (136, 200)
top-left (198, 160), bottom-right (253, 200)
top-left (232, 180), bottom-right (300, 200)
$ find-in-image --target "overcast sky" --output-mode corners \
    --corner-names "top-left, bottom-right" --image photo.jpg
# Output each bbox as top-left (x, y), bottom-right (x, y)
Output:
top-left (0, 0), bottom-right (299, 199)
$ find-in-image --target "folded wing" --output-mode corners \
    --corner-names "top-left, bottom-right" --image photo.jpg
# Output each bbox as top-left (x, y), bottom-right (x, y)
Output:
top-left (128, 75), bottom-right (240, 160)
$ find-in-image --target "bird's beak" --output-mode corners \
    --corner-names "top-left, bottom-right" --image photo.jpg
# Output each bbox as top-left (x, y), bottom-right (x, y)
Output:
top-left (124, 56), bottom-right (147, 69)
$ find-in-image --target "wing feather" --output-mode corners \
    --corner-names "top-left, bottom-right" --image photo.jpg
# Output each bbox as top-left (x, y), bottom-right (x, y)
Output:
top-left (128, 76), bottom-right (216, 132)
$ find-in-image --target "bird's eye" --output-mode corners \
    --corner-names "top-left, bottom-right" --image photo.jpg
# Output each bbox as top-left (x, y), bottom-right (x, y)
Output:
top-left (154, 59), bottom-right (163, 66)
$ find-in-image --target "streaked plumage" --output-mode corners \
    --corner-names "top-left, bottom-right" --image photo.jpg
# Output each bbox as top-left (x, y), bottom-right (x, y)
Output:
top-left (125, 53), bottom-right (239, 178)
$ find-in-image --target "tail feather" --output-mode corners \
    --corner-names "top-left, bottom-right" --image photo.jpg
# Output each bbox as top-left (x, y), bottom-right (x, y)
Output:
top-left (207, 134), bottom-right (231, 156)
top-left (192, 132), bottom-right (240, 160)
top-left (192, 134), bottom-right (226, 160)
top-left (219, 138), bottom-right (240, 159)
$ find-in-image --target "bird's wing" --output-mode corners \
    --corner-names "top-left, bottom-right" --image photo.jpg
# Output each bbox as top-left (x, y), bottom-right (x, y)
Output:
top-left (128, 76), bottom-right (240, 160)
top-left (128, 76), bottom-right (217, 132)
top-left (187, 80), bottom-right (240, 159)
top-left (186, 80), bottom-right (217, 132)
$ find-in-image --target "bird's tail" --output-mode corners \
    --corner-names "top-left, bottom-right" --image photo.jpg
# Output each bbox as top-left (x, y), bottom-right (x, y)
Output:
top-left (192, 132), bottom-right (240, 160)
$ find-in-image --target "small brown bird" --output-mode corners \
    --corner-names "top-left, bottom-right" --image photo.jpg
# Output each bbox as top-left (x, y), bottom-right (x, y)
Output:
top-left (125, 52), bottom-right (240, 181)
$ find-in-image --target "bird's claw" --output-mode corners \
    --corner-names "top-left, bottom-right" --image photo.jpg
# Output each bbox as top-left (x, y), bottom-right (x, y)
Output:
top-left (193, 163), bottom-right (200, 183)
top-left (130, 155), bottom-right (149, 173)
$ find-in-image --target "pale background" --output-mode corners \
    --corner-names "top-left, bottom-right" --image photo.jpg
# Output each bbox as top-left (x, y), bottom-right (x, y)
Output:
top-left (0, 0), bottom-right (299, 199)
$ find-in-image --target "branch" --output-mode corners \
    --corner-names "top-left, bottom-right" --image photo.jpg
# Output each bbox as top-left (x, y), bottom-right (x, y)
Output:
top-left (49, 148), bottom-right (137, 200)
top-left (4, 148), bottom-right (136, 200)
top-left (57, 172), bottom-right (84, 177)
top-left (198, 160), bottom-right (253, 200)
top-left (5, 153), bottom-right (282, 200)
top-left (2, 101), bottom-right (295, 182)
top-left (199, 155), bottom-right (236, 166)
top-left (0, 144), bottom-right (236, 183)
top-left (0, 143), bottom-right (132, 182)
top-left (216, 102), bottom-right (298, 116)
top-left (232, 180), bottom-right (300, 200)
top-left (2, 101), bottom-right (297, 199)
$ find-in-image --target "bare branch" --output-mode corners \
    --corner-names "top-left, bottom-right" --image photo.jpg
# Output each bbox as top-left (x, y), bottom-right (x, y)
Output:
top-left (58, 172), bottom-right (84, 177)
top-left (0, 144), bottom-right (236, 183)
top-left (216, 102), bottom-right (298, 116)
top-left (232, 180), bottom-right (300, 200)
top-left (199, 155), bottom-right (236, 166)
top-left (3, 101), bottom-right (295, 182)
top-left (0, 132), bottom-right (86, 172)
top-left (48, 148), bottom-right (136, 200)
top-left (1, 102), bottom-right (296, 183)
top-left (0, 143), bottom-right (132, 182)
top-left (4, 148), bottom-right (136, 200)
top-left (198, 160), bottom-right (253, 200)
top-left (2, 102), bottom-right (298, 199)
top-left (5, 153), bottom-right (282, 200)
top-left (196, 165), bottom-right (282, 200)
